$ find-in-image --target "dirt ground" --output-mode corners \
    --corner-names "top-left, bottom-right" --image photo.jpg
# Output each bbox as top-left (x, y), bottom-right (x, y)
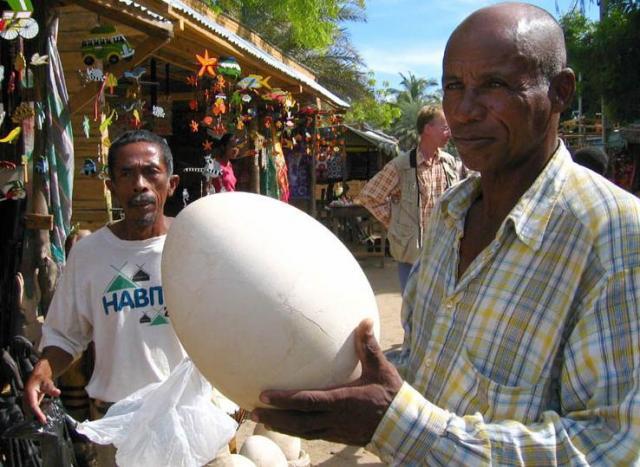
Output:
top-left (236, 256), bottom-right (404, 466)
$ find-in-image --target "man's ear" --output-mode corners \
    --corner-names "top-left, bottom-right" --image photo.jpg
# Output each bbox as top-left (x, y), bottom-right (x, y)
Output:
top-left (549, 68), bottom-right (576, 113)
top-left (168, 174), bottom-right (180, 197)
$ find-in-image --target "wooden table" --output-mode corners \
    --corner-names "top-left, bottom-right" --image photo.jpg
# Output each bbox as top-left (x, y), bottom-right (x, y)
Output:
top-left (326, 204), bottom-right (386, 267)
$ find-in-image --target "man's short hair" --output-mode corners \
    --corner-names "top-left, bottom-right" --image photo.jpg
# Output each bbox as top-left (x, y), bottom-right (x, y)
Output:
top-left (416, 105), bottom-right (443, 134)
top-left (573, 146), bottom-right (609, 175)
top-left (107, 129), bottom-right (173, 179)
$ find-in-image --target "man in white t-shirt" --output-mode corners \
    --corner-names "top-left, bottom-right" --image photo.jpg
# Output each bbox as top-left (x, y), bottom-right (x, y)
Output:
top-left (25, 130), bottom-right (185, 464)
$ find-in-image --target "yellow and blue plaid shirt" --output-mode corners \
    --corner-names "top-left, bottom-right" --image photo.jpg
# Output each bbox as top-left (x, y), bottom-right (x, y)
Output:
top-left (369, 142), bottom-right (640, 465)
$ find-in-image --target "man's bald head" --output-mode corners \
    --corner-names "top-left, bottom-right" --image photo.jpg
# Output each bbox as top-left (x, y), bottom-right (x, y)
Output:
top-left (446, 2), bottom-right (566, 82)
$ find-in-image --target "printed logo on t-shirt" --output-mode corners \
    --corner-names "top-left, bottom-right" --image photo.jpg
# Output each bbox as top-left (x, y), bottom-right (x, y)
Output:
top-left (102, 263), bottom-right (170, 326)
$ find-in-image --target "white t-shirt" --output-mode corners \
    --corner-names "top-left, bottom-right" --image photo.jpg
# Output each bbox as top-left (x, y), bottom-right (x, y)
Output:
top-left (41, 226), bottom-right (187, 402)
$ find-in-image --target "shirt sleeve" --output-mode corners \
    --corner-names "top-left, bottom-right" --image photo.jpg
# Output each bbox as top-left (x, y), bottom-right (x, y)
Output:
top-left (369, 268), bottom-right (640, 465)
top-left (40, 249), bottom-right (94, 360)
top-left (355, 162), bottom-right (399, 228)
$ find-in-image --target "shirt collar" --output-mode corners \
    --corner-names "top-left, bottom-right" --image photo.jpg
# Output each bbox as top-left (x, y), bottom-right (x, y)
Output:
top-left (440, 141), bottom-right (572, 251)
top-left (417, 147), bottom-right (443, 167)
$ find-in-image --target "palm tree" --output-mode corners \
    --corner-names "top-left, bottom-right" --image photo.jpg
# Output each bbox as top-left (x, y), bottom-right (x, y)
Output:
top-left (389, 72), bottom-right (441, 150)
top-left (389, 72), bottom-right (438, 104)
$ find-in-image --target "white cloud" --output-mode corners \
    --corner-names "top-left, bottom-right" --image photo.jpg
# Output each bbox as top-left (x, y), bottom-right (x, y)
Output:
top-left (360, 46), bottom-right (444, 75)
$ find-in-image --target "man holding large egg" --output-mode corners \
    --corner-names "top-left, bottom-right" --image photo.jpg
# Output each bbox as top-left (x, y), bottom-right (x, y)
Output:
top-left (253, 3), bottom-right (640, 465)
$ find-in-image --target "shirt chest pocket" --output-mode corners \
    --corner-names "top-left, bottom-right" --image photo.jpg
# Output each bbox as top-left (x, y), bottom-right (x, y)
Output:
top-left (443, 349), bottom-right (548, 424)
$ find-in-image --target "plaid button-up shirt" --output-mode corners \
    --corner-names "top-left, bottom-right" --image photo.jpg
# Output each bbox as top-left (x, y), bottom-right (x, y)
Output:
top-left (356, 149), bottom-right (449, 229)
top-left (369, 142), bottom-right (640, 465)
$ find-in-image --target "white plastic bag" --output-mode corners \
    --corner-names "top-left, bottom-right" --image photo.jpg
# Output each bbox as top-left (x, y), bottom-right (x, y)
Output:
top-left (76, 358), bottom-right (237, 467)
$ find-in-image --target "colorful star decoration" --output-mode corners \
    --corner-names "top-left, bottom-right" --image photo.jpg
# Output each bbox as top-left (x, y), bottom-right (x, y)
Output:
top-left (186, 75), bottom-right (198, 87)
top-left (202, 139), bottom-right (213, 151)
top-left (189, 120), bottom-right (199, 133)
top-left (196, 50), bottom-right (217, 78)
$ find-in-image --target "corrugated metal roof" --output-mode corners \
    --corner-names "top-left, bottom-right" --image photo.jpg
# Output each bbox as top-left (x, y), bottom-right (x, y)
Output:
top-left (345, 125), bottom-right (399, 157)
top-left (160, 0), bottom-right (350, 108)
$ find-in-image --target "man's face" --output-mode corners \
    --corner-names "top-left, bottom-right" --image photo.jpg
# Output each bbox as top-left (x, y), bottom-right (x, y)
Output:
top-left (106, 141), bottom-right (178, 228)
top-left (421, 112), bottom-right (451, 148)
top-left (442, 28), bottom-right (554, 174)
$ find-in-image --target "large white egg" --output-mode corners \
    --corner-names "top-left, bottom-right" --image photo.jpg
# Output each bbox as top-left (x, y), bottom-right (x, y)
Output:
top-left (240, 436), bottom-right (288, 467)
top-left (162, 192), bottom-right (379, 410)
top-left (253, 424), bottom-right (301, 461)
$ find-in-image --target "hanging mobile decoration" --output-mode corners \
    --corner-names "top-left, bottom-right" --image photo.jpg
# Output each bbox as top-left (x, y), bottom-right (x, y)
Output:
top-left (186, 75), bottom-right (198, 87)
top-left (30, 52), bottom-right (48, 66)
top-left (82, 115), bottom-right (91, 138)
top-left (0, 126), bottom-right (21, 143)
top-left (212, 95), bottom-right (226, 116)
top-left (123, 66), bottom-right (146, 82)
top-left (81, 25), bottom-right (134, 66)
top-left (78, 67), bottom-right (104, 86)
top-left (35, 157), bottom-right (48, 174)
top-left (14, 52), bottom-right (25, 72)
top-left (189, 120), bottom-right (199, 133)
top-left (11, 102), bottom-right (34, 124)
top-left (188, 99), bottom-right (198, 111)
top-left (152, 106), bottom-right (165, 118)
top-left (99, 109), bottom-right (117, 133)
top-left (104, 73), bottom-right (118, 95)
top-left (182, 188), bottom-right (190, 207)
top-left (202, 139), bottom-right (213, 151)
top-left (195, 50), bottom-right (217, 78)
top-left (216, 56), bottom-right (241, 80)
top-left (34, 102), bottom-right (44, 130)
top-left (0, 13), bottom-right (39, 41)
top-left (81, 158), bottom-right (98, 176)
top-left (236, 74), bottom-right (271, 91)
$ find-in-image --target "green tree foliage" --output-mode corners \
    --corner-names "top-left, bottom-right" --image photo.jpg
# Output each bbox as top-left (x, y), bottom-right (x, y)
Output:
top-left (389, 72), bottom-right (441, 150)
top-left (212, 0), bottom-right (369, 101)
top-left (561, 3), bottom-right (640, 123)
top-left (344, 74), bottom-right (401, 130)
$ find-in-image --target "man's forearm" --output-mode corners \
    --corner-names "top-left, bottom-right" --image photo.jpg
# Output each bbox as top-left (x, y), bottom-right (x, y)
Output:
top-left (37, 346), bottom-right (75, 379)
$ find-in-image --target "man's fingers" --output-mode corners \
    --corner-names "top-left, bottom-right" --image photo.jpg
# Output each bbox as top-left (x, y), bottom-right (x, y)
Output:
top-left (251, 408), bottom-right (336, 440)
top-left (355, 318), bottom-right (387, 378)
top-left (259, 386), bottom-right (348, 412)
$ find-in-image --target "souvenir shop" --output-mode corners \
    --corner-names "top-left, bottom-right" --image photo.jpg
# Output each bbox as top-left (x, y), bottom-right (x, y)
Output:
top-left (0, 0), bottom-right (353, 462)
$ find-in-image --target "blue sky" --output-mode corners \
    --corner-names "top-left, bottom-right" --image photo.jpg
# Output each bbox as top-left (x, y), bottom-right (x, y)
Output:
top-left (345, 0), bottom-right (600, 90)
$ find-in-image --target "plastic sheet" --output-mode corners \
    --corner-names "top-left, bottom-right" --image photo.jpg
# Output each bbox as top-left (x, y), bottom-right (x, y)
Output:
top-left (76, 358), bottom-right (237, 467)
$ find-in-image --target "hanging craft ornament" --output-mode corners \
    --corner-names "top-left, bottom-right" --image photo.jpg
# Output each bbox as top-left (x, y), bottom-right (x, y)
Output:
top-left (35, 156), bottom-right (48, 174)
top-left (0, 12), bottom-right (39, 40)
top-left (236, 74), bottom-right (271, 91)
top-left (195, 50), bottom-right (217, 78)
top-left (99, 109), bottom-right (117, 134)
top-left (14, 52), bottom-right (25, 72)
top-left (104, 73), bottom-right (118, 95)
top-left (189, 120), bottom-right (199, 133)
top-left (30, 53), bottom-right (48, 66)
top-left (216, 56), bottom-right (241, 79)
top-left (123, 66), bottom-right (146, 82)
top-left (0, 126), bottom-right (21, 143)
top-left (81, 25), bottom-right (135, 66)
top-left (11, 102), bottom-right (34, 124)
top-left (152, 106), bottom-right (165, 118)
top-left (212, 95), bottom-right (226, 116)
top-left (186, 75), bottom-right (198, 87)
top-left (202, 139), bottom-right (213, 152)
top-left (213, 75), bottom-right (226, 94)
top-left (82, 115), bottom-right (91, 138)
top-left (188, 99), bottom-right (198, 111)
top-left (81, 158), bottom-right (97, 176)
top-left (78, 67), bottom-right (104, 86)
